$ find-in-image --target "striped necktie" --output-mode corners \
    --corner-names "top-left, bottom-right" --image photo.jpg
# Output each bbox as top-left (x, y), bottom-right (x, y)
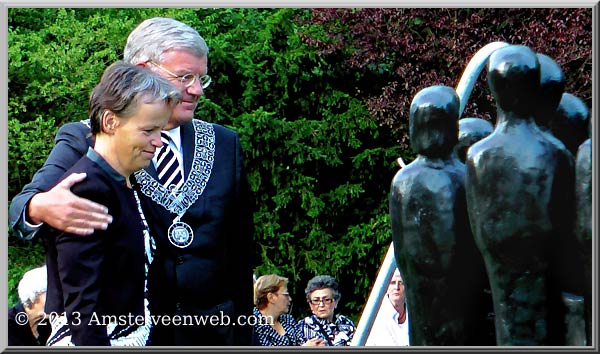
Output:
top-left (156, 132), bottom-right (183, 189)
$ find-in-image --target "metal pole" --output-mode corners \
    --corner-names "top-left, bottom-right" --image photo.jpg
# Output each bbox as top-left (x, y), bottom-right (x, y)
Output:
top-left (455, 41), bottom-right (509, 117)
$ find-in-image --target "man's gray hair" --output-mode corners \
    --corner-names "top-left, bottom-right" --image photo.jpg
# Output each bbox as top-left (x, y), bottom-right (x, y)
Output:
top-left (123, 17), bottom-right (209, 65)
top-left (305, 275), bottom-right (341, 300)
top-left (89, 61), bottom-right (182, 134)
top-left (18, 266), bottom-right (47, 308)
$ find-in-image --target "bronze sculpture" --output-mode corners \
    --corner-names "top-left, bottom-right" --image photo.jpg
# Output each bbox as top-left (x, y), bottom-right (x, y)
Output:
top-left (391, 85), bottom-right (494, 345)
top-left (465, 45), bottom-right (576, 345)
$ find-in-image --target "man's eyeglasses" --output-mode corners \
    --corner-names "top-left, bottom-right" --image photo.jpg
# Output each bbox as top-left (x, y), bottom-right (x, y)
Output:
top-left (308, 297), bottom-right (334, 305)
top-left (148, 61), bottom-right (212, 89)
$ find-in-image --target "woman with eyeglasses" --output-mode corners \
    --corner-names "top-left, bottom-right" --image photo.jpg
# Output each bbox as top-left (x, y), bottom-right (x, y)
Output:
top-left (297, 275), bottom-right (356, 346)
top-left (252, 274), bottom-right (325, 346)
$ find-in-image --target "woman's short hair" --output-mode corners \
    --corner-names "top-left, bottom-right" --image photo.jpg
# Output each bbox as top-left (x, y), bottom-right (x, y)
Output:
top-left (254, 274), bottom-right (288, 310)
top-left (89, 61), bottom-right (182, 135)
top-left (305, 275), bottom-right (341, 300)
top-left (18, 265), bottom-right (47, 308)
top-left (124, 17), bottom-right (209, 65)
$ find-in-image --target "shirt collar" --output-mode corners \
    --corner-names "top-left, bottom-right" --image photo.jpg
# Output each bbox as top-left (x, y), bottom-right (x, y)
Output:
top-left (86, 147), bottom-right (126, 184)
top-left (312, 314), bottom-right (337, 326)
top-left (383, 295), bottom-right (406, 322)
top-left (162, 126), bottom-right (182, 152)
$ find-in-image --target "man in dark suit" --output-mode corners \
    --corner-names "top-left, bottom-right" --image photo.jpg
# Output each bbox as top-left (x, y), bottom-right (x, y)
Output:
top-left (9, 17), bottom-right (254, 346)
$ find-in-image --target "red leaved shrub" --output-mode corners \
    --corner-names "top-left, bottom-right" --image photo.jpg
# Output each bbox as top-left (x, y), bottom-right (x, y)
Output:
top-left (299, 8), bottom-right (592, 149)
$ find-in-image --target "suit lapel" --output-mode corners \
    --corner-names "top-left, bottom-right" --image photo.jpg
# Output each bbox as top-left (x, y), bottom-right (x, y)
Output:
top-left (181, 121), bottom-right (196, 176)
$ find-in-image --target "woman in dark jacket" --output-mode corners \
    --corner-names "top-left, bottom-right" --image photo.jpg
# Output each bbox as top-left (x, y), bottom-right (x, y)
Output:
top-left (43, 62), bottom-right (181, 346)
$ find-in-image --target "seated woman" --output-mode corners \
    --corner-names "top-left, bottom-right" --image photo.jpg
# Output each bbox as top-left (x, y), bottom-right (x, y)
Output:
top-left (43, 61), bottom-right (181, 346)
top-left (252, 274), bottom-right (324, 346)
top-left (297, 275), bottom-right (356, 346)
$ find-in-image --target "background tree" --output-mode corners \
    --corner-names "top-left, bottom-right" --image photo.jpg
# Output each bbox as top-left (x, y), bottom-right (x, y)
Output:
top-left (300, 8), bottom-right (592, 150)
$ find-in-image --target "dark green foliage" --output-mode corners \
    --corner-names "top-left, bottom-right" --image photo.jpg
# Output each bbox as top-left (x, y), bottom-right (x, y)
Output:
top-left (8, 8), bottom-right (401, 322)
top-left (8, 241), bottom-right (45, 307)
top-left (189, 9), bottom-right (403, 320)
top-left (8, 8), bottom-right (592, 324)
top-left (8, 116), bottom-right (56, 191)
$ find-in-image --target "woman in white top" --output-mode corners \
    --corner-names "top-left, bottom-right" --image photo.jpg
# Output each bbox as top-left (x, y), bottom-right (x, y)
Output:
top-left (365, 268), bottom-right (410, 346)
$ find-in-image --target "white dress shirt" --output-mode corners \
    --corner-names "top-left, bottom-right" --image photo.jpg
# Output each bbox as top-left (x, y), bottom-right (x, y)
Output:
top-left (365, 295), bottom-right (410, 346)
top-left (153, 126), bottom-right (184, 172)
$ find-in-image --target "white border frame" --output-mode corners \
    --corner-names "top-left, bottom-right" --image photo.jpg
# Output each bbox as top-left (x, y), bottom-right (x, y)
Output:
top-left (1, 2), bottom-right (598, 351)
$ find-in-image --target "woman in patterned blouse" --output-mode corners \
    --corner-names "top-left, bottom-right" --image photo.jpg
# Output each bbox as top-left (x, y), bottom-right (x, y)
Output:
top-left (297, 275), bottom-right (356, 346)
top-left (252, 274), bottom-right (325, 346)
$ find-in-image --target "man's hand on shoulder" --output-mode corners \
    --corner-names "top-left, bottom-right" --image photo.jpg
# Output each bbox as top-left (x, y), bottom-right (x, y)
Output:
top-left (27, 173), bottom-right (113, 236)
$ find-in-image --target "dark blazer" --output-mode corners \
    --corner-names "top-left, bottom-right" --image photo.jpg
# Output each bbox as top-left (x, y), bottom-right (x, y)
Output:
top-left (10, 119), bottom-right (254, 346)
top-left (43, 153), bottom-right (146, 346)
top-left (135, 120), bottom-right (254, 346)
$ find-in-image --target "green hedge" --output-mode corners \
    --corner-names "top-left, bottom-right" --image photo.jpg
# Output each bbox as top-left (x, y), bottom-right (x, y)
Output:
top-left (8, 241), bottom-right (45, 307)
top-left (8, 9), bottom-right (402, 321)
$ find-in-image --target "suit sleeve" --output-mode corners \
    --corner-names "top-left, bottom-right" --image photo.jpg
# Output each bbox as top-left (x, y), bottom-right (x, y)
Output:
top-left (230, 132), bottom-right (255, 345)
top-left (56, 230), bottom-right (110, 346)
top-left (9, 122), bottom-right (91, 240)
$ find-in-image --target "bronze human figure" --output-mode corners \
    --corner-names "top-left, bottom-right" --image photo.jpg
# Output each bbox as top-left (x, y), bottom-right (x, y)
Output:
top-left (534, 53), bottom-right (573, 158)
top-left (454, 117), bottom-right (494, 163)
top-left (465, 45), bottom-right (575, 345)
top-left (552, 93), bottom-right (591, 156)
top-left (391, 85), bottom-right (494, 345)
top-left (575, 117), bottom-right (592, 346)
top-left (535, 52), bottom-right (588, 346)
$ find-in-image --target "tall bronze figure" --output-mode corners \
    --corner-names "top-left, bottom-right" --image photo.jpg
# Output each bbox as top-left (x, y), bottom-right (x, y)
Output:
top-left (391, 85), bottom-right (494, 345)
top-left (553, 93), bottom-right (591, 156)
top-left (534, 53), bottom-right (572, 157)
top-left (535, 52), bottom-right (587, 346)
top-left (454, 117), bottom-right (494, 163)
top-left (575, 117), bottom-right (592, 346)
top-left (465, 45), bottom-right (575, 345)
